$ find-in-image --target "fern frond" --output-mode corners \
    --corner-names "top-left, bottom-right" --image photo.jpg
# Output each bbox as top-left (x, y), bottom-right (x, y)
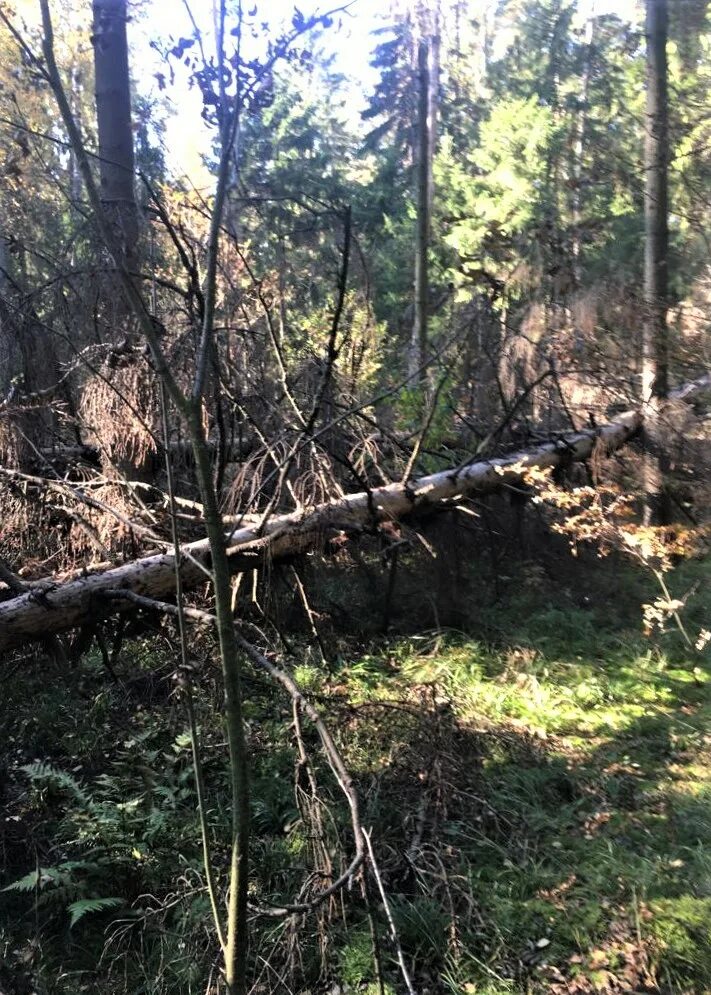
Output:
top-left (3, 869), bottom-right (44, 892)
top-left (22, 762), bottom-right (90, 806)
top-left (67, 897), bottom-right (122, 927)
top-left (3, 858), bottom-right (104, 895)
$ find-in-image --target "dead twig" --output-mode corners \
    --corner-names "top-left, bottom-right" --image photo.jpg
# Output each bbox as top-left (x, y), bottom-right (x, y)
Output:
top-left (362, 828), bottom-right (418, 995)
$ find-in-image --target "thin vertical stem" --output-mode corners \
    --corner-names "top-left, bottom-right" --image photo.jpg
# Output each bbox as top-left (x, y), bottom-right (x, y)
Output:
top-left (411, 38), bottom-right (431, 387)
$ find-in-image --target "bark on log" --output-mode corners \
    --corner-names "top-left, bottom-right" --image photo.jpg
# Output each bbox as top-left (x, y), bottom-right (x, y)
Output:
top-left (1, 374), bottom-right (708, 652)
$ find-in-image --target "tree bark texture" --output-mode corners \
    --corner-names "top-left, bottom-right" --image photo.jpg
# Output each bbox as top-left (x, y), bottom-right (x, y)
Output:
top-left (92, 0), bottom-right (137, 252)
top-left (642, 0), bottom-right (670, 523)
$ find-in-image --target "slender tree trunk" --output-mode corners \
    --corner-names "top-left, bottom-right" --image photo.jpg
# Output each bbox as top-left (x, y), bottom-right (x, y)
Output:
top-left (642, 0), bottom-right (670, 524)
top-left (571, 12), bottom-right (595, 291)
top-left (92, 0), bottom-right (137, 258)
top-left (38, 7), bottom-right (251, 985)
top-left (187, 408), bottom-right (249, 995)
top-left (410, 39), bottom-right (431, 383)
top-left (426, 4), bottom-right (440, 213)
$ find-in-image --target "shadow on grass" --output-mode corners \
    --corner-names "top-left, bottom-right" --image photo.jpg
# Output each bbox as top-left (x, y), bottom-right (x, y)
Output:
top-left (334, 622), bottom-right (711, 994)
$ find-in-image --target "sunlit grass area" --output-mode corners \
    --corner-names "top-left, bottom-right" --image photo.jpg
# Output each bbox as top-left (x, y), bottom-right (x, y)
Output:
top-left (323, 565), bottom-right (711, 993)
top-left (2, 557), bottom-right (710, 993)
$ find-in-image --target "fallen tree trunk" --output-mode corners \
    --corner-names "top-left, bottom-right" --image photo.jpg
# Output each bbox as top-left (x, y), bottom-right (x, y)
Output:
top-left (1, 374), bottom-right (708, 652)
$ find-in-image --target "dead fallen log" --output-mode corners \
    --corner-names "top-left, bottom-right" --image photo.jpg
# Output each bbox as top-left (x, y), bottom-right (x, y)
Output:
top-left (0, 374), bottom-right (708, 652)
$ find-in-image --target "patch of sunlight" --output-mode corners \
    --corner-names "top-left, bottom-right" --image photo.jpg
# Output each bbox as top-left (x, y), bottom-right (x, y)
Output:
top-left (384, 642), bottom-right (683, 739)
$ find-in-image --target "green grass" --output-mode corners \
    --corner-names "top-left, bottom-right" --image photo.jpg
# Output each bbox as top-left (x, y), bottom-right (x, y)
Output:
top-left (330, 564), bottom-right (711, 993)
top-left (1, 556), bottom-right (710, 993)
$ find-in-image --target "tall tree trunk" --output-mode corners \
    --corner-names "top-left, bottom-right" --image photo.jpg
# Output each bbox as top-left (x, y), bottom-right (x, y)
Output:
top-left (426, 4), bottom-right (440, 213)
top-left (642, 0), bottom-right (670, 524)
top-left (90, 0), bottom-right (156, 483)
top-left (92, 0), bottom-right (137, 261)
top-left (0, 248), bottom-right (59, 464)
top-left (571, 12), bottom-right (595, 292)
top-left (410, 38), bottom-right (431, 384)
top-left (67, 62), bottom-right (85, 212)
top-left (0, 236), bottom-right (12, 400)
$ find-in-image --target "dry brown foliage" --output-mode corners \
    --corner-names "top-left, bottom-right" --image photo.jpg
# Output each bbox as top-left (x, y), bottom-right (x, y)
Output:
top-left (79, 360), bottom-right (160, 476)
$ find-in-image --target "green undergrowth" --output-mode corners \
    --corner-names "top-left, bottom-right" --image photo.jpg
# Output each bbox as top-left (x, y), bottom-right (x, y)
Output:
top-left (327, 559), bottom-right (711, 994)
top-left (1, 557), bottom-right (710, 993)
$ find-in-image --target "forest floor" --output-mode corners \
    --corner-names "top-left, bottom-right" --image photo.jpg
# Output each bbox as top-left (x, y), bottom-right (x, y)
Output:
top-left (1, 554), bottom-right (711, 994)
top-left (327, 562), bottom-right (711, 995)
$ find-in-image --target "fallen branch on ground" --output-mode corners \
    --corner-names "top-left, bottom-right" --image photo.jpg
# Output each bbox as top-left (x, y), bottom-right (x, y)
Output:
top-left (0, 373), bottom-right (708, 651)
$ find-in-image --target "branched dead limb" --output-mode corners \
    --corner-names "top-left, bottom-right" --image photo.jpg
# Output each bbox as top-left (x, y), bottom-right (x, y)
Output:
top-left (0, 465), bottom-right (168, 551)
top-left (291, 696), bottom-right (336, 927)
top-left (302, 206), bottom-right (352, 436)
top-left (0, 340), bottom-right (111, 411)
top-left (232, 243), bottom-right (306, 427)
top-left (97, 588), bottom-right (365, 917)
top-left (226, 206), bottom-right (353, 539)
top-left (236, 634), bottom-right (364, 916)
top-left (402, 372), bottom-right (450, 484)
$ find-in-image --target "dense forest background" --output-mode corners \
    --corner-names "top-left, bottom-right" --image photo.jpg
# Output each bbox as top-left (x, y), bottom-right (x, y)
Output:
top-left (0, 0), bottom-right (710, 992)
